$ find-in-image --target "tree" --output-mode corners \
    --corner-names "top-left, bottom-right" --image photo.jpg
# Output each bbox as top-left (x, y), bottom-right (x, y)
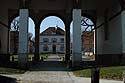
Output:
top-left (10, 17), bottom-right (34, 54)
top-left (10, 17), bottom-right (19, 31)
top-left (81, 17), bottom-right (95, 56)
top-left (10, 17), bottom-right (19, 54)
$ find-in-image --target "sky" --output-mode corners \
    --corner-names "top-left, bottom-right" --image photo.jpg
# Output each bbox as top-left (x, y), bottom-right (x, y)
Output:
top-left (11, 16), bottom-right (94, 38)
top-left (29, 16), bottom-right (65, 37)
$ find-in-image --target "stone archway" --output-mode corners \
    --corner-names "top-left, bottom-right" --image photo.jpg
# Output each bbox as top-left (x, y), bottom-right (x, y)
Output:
top-left (10, 16), bottom-right (35, 53)
top-left (70, 13), bottom-right (96, 67)
top-left (39, 15), bottom-right (66, 61)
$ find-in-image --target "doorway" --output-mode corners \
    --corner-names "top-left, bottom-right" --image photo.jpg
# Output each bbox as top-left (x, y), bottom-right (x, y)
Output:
top-left (52, 44), bottom-right (56, 54)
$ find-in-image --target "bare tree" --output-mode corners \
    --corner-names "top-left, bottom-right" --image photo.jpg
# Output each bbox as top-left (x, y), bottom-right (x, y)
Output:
top-left (10, 17), bottom-right (34, 54)
top-left (10, 17), bottom-right (19, 31)
top-left (81, 17), bottom-right (95, 55)
top-left (10, 17), bottom-right (19, 54)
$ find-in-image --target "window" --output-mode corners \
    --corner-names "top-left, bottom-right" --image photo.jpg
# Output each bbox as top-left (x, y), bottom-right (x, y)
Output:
top-left (52, 32), bottom-right (56, 35)
top-left (43, 38), bottom-right (49, 43)
top-left (51, 38), bottom-right (57, 43)
top-left (60, 38), bottom-right (64, 43)
top-left (60, 44), bottom-right (64, 51)
top-left (43, 45), bottom-right (48, 51)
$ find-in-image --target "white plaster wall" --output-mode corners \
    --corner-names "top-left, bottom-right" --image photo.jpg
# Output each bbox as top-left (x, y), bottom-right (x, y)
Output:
top-left (96, 0), bottom-right (122, 54)
top-left (39, 35), bottom-right (65, 53)
top-left (40, 45), bottom-right (51, 53)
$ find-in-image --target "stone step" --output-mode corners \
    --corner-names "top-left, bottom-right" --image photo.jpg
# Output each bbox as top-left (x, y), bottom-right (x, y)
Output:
top-left (29, 61), bottom-right (69, 71)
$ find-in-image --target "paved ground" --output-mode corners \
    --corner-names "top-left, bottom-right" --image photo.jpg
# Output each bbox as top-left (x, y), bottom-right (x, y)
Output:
top-left (0, 71), bottom-right (122, 83)
top-left (0, 55), bottom-right (123, 83)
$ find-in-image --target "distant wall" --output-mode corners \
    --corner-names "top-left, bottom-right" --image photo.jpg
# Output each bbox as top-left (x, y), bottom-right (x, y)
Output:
top-left (39, 35), bottom-right (65, 54)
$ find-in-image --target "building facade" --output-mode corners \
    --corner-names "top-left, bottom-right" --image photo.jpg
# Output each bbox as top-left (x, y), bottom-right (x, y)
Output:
top-left (82, 31), bottom-right (94, 56)
top-left (39, 27), bottom-right (65, 54)
top-left (10, 31), bottom-right (35, 54)
top-left (0, 1), bottom-right (125, 80)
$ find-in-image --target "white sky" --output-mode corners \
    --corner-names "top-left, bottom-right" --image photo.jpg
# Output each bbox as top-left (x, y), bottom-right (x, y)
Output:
top-left (29, 16), bottom-right (65, 37)
top-left (11, 16), bottom-right (94, 38)
top-left (40, 16), bottom-right (65, 32)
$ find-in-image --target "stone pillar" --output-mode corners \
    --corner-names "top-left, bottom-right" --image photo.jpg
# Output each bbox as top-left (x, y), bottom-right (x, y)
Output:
top-left (65, 19), bottom-right (70, 62)
top-left (34, 26), bottom-right (40, 61)
top-left (72, 9), bottom-right (82, 67)
top-left (91, 68), bottom-right (100, 83)
top-left (121, 11), bottom-right (125, 83)
top-left (18, 9), bottom-right (29, 69)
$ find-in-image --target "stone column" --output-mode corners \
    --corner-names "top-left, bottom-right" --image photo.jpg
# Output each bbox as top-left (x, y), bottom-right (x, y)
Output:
top-left (65, 19), bottom-right (71, 62)
top-left (18, 9), bottom-right (29, 69)
top-left (34, 26), bottom-right (40, 61)
top-left (121, 11), bottom-right (125, 83)
top-left (72, 9), bottom-right (82, 67)
top-left (91, 68), bottom-right (100, 83)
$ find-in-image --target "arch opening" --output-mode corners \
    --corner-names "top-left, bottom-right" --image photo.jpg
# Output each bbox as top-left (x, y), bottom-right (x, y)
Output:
top-left (9, 16), bottom-right (35, 61)
top-left (70, 16), bottom-right (95, 61)
top-left (39, 16), bottom-right (66, 61)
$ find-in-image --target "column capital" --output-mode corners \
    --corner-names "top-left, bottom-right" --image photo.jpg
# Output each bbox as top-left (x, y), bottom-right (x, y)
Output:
top-left (73, 0), bottom-right (82, 9)
top-left (19, 0), bottom-right (30, 9)
top-left (34, 21), bottom-right (40, 30)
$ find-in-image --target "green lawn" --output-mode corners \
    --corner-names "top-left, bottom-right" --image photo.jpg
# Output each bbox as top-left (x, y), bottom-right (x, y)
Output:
top-left (10, 54), bottom-right (48, 61)
top-left (0, 67), bottom-right (26, 74)
top-left (73, 66), bottom-right (123, 81)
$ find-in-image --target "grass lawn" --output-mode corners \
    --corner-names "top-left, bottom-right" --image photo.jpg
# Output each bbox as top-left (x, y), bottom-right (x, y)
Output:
top-left (73, 66), bottom-right (123, 81)
top-left (10, 54), bottom-right (48, 61)
top-left (0, 67), bottom-right (26, 74)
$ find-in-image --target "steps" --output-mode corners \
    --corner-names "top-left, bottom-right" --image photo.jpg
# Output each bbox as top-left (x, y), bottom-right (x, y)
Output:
top-left (29, 61), bottom-right (69, 71)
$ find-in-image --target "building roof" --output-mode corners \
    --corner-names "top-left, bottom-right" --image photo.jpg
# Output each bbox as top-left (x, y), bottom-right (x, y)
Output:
top-left (40, 26), bottom-right (65, 36)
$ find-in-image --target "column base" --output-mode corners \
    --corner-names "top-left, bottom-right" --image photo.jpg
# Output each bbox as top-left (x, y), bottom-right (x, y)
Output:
top-left (123, 53), bottom-right (125, 65)
top-left (72, 53), bottom-right (82, 68)
top-left (65, 53), bottom-right (70, 62)
top-left (18, 53), bottom-right (28, 69)
top-left (0, 54), bottom-right (10, 65)
top-left (123, 67), bottom-right (125, 83)
top-left (34, 53), bottom-right (40, 61)
top-left (123, 53), bottom-right (125, 83)
top-left (72, 61), bottom-right (82, 68)
top-left (91, 68), bottom-right (100, 83)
